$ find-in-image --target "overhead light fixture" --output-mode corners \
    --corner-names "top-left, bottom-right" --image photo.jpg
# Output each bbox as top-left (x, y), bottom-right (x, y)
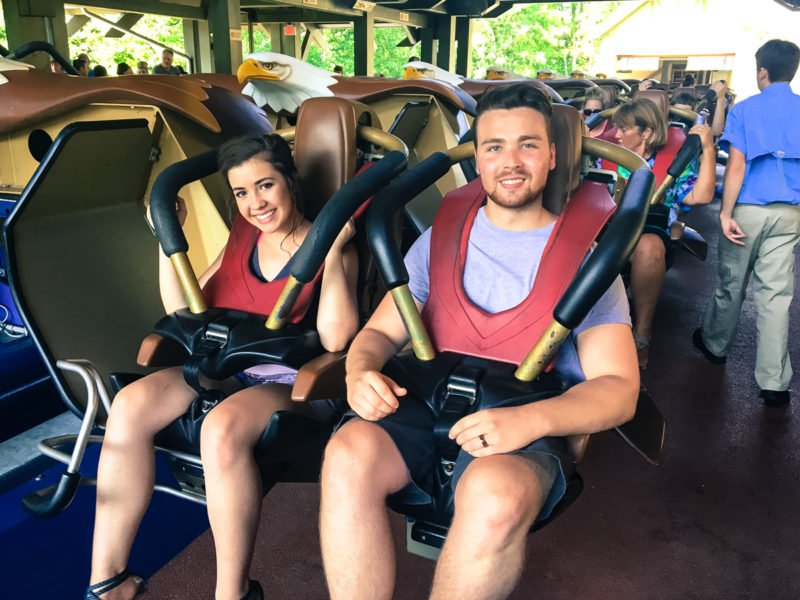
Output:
top-left (353, 1), bottom-right (376, 11)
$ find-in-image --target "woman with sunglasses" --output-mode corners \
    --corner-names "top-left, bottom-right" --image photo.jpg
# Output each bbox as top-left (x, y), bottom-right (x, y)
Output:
top-left (581, 90), bottom-right (606, 138)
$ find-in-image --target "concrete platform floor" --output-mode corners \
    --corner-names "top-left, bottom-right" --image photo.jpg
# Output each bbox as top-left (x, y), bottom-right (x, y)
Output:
top-left (146, 200), bottom-right (800, 599)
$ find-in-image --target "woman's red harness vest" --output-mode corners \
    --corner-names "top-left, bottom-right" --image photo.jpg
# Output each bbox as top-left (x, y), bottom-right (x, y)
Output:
top-left (201, 216), bottom-right (321, 322)
top-left (421, 178), bottom-right (617, 365)
top-left (600, 126), bottom-right (686, 187)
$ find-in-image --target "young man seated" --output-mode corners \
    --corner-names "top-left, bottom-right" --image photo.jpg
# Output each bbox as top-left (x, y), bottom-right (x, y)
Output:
top-left (319, 83), bottom-right (640, 600)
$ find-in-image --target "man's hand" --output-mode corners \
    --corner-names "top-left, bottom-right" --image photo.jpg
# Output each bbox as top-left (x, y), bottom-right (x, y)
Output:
top-left (346, 370), bottom-right (406, 421)
top-left (720, 213), bottom-right (746, 246)
top-left (449, 406), bottom-right (541, 457)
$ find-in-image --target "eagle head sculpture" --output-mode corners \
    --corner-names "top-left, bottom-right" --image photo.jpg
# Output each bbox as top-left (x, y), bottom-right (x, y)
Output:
top-left (401, 60), bottom-right (463, 87)
top-left (237, 52), bottom-right (337, 113)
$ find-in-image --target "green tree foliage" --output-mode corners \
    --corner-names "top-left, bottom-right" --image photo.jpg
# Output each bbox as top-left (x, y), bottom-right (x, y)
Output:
top-left (471, 2), bottom-right (621, 78)
top-left (304, 27), bottom-right (409, 77)
top-left (0, 9), bottom-right (7, 49)
top-left (241, 27), bottom-right (271, 54)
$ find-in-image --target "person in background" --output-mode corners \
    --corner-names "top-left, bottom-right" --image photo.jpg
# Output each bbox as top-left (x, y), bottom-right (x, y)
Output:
top-left (682, 73), bottom-right (695, 87)
top-left (93, 65), bottom-right (108, 77)
top-left (581, 90), bottom-right (606, 138)
top-left (333, 65), bottom-right (344, 75)
top-left (638, 78), bottom-right (656, 92)
top-left (152, 49), bottom-right (181, 75)
top-left (612, 99), bottom-right (716, 369)
top-left (79, 52), bottom-right (92, 76)
top-left (136, 60), bottom-right (149, 75)
top-left (72, 58), bottom-right (89, 77)
top-left (116, 63), bottom-right (133, 76)
top-left (49, 60), bottom-right (64, 74)
top-left (694, 39), bottom-right (800, 408)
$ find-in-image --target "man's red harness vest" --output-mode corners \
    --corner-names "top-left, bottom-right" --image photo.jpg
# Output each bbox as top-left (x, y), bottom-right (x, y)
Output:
top-left (201, 216), bottom-right (321, 322)
top-left (421, 178), bottom-right (616, 365)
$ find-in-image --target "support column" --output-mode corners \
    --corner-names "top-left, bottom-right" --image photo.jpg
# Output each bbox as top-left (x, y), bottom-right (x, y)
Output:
top-left (353, 13), bottom-right (375, 76)
top-left (455, 17), bottom-right (472, 78)
top-left (183, 19), bottom-right (213, 73)
top-left (280, 24), bottom-right (302, 59)
top-left (420, 27), bottom-right (434, 64)
top-left (1, 0), bottom-right (68, 68)
top-left (434, 15), bottom-right (455, 73)
top-left (207, 0), bottom-right (242, 74)
top-left (268, 24), bottom-right (283, 53)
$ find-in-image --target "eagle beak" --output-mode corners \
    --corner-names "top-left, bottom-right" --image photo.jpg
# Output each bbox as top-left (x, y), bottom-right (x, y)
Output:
top-left (237, 58), bottom-right (280, 84)
top-left (402, 66), bottom-right (424, 79)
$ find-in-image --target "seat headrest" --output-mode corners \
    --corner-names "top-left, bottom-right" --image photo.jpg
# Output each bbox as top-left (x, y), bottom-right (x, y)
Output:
top-left (671, 86), bottom-right (696, 100)
top-left (542, 104), bottom-right (582, 215)
top-left (634, 89), bottom-right (669, 122)
top-left (596, 84), bottom-right (618, 108)
top-left (293, 97), bottom-right (380, 220)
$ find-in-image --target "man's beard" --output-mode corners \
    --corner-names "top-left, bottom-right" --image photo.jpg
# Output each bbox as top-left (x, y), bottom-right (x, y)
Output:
top-left (486, 180), bottom-right (543, 210)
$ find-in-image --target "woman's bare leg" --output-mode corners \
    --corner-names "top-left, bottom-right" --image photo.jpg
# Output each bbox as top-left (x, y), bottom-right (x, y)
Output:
top-left (89, 367), bottom-right (198, 599)
top-left (201, 384), bottom-right (296, 600)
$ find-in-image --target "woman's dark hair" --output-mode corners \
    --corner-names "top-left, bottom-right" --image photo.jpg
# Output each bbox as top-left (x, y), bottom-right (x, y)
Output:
top-left (756, 39), bottom-right (800, 83)
top-left (681, 73), bottom-right (695, 87)
top-left (116, 62), bottom-right (131, 76)
top-left (218, 133), bottom-right (302, 214)
top-left (217, 134), bottom-right (305, 253)
top-left (671, 92), bottom-right (696, 107)
top-left (92, 65), bottom-right (107, 77)
top-left (474, 82), bottom-right (553, 144)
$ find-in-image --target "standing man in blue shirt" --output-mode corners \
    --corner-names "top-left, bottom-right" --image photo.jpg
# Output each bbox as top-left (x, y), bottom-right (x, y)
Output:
top-left (694, 39), bottom-right (800, 407)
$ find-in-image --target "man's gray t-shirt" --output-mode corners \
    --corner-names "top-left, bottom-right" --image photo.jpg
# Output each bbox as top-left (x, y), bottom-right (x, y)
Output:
top-left (405, 206), bottom-right (631, 386)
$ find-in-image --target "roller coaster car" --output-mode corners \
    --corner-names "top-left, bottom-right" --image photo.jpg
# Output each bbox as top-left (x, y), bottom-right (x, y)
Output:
top-left (542, 77), bottom-right (600, 101)
top-left (593, 89), bottom-right (708, 265)
top-left (365, 105), bottom-right (665, 558)
top-left (6, 97), bottom-right (407, 516)
top-left (0, 51), bottom-right (272, 276)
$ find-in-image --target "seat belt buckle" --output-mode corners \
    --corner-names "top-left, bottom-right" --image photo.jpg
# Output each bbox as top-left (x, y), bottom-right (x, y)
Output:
top-left (203, 323), bottom-right (230, 348)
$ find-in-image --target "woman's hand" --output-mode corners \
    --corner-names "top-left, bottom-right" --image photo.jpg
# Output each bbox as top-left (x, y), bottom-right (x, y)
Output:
top-left (689, 123), bottom-right (715, 152)
top-left (329, 218), bottom-right (356, 254)
top-left (710, 80), bottom-right (728, 99)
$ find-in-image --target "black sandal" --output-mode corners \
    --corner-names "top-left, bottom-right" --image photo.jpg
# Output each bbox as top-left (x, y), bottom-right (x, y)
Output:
top-left (240, 579), bottom-right (263, 600)
top-left (85, 569), bottom-right (147, 599)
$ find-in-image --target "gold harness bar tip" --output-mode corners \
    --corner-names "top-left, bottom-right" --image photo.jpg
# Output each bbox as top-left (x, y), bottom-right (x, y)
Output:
top-left (391, 285), bottom-right (435, 361)
top-left (266, 275), bottom-right (303, 330)
top-left (651, 174), bottom-right (675, 205)
top-left (515, 320), bottom-right (570, 382)
top-left (170, 252), bottom-right (206, 314)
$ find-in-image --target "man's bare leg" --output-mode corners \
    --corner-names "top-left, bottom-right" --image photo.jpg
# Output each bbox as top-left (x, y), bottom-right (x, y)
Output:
top-left (320, 420), bottom-right (411, 600)
top-left (430, 455), bottom-right (547, 600)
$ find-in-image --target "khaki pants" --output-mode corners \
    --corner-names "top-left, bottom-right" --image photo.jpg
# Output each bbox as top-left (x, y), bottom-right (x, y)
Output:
top-left (702, 203), bottom-right (800, 391)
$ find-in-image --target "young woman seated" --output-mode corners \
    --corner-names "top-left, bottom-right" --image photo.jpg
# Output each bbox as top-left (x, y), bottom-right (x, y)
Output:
top-left (85, 134), bottom-right (359, 600)
top-left (612, 100), bottom-right (715, 369)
